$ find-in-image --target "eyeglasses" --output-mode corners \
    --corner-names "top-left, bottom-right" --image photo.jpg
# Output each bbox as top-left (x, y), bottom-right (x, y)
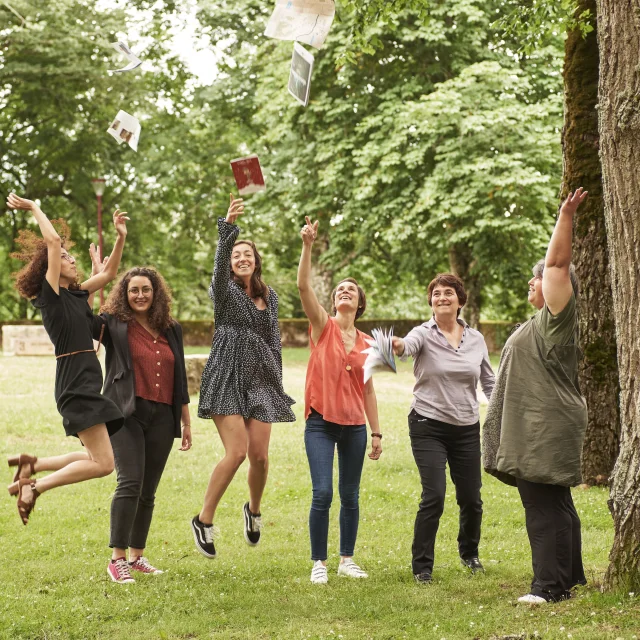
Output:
top-left (128, 287), bottom-right (153, 296)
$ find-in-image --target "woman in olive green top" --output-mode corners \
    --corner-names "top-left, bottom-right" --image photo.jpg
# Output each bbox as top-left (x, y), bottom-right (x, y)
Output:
top-left (483, 188), bottom-right (588, 604)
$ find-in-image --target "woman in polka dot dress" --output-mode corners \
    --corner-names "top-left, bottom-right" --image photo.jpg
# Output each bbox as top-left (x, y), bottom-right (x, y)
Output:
top-left (192, 194), bottom-right (295, 558)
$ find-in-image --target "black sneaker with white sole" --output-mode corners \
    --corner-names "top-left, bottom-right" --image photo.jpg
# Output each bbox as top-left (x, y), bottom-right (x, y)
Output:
top-left (242, 502), bottom-right (262, 546)
top-left (191, 515), bottom-right (216, 558)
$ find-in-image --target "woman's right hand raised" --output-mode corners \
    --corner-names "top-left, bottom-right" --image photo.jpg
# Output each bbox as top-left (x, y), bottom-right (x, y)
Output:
top-left (300, 216), bottom-right (318, 246)
top-left (7, 194), bottom-right (36, 211)
top-left (226, 193), bottom-right (244, 224)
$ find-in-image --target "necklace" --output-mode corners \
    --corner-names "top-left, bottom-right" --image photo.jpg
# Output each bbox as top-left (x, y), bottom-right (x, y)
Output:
top-left (340, 327), bottom-right (356, 344)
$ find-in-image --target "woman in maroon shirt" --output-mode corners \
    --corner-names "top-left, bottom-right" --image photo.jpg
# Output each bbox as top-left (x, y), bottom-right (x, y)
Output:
top-left (93, 265), bottom-right (192, 584)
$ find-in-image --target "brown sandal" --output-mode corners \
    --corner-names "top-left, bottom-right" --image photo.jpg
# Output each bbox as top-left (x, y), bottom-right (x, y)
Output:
top-left (8, 454), bottom-right (38, 482)
top-left (16, 478), bottom-right (39, 525)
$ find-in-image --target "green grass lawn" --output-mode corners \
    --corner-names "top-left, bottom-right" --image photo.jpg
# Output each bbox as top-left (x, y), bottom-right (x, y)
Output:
top-left (0, 349), bottom-right (637, 640)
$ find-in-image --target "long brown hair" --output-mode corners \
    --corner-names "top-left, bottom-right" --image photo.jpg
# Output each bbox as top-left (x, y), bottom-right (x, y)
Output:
top-left (231, 240), bottom-right (269, 303)
top-left (101, 267), bottom-right (175, 333)
top-left (11, 219), bottom-right (80, 299)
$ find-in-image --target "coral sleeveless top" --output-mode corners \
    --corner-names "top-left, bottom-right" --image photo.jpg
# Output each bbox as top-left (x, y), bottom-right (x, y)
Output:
top-left (304, 317), bottom-right (370, 426)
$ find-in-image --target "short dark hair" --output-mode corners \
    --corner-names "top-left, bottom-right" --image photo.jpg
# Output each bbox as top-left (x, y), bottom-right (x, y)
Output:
top-left (532, 259), bottom-right (580, 297)
top-left (427, 273), bottom-right (467, 317)
top-left (331, 277), bottom-right (367, 320)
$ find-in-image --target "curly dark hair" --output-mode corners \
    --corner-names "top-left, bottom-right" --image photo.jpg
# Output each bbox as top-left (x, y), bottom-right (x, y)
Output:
top-left (101, 266), bottom-right (175, 333)
top-left (427, 273), bottom-right (467, 317)
top-left (11, 219), bottom-right (80, 299)
top-left (231, 240), bottom-right (269, 303)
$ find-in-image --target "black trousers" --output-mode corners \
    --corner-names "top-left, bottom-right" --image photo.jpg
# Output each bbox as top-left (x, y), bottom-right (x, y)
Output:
top-left (408, 410), bottom-right (482, 575)
top-left (110, 398), bottom-right (175, 550)
top-left (516, 478), bottom-right (586, 601)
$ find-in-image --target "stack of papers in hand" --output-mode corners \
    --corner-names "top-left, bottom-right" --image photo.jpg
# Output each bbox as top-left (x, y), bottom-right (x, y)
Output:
top-left (230, 155), bottom-right (266, 195)
top-left (107, 110), bottom-right (141, 152)
top-left (265, 0), bottom-right (335, 50)
top-left (362, 327), bottom-right (397, 384)
top-left (108, 41), bottom-right (142, 73)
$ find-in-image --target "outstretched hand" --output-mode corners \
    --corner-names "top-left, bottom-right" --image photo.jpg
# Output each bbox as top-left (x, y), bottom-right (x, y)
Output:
top-left (560, 187), bottom-right (588, 217)
top-left (6, 194), bottom-right (36, 211)
top-left (112, 208), bottom-right (130, 237)
top-left (89, 243), bottom-right (110, 276)
top-left (226, 193), bottom-right (244, 224)
top-left (300, 216), bottom-right (319, 246)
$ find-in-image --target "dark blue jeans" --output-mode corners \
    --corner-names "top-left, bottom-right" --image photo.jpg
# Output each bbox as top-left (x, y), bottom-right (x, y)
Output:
top-left (304, 410), bottom-right (367, 561)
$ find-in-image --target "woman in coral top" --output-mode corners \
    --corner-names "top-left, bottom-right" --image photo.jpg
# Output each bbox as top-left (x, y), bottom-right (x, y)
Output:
top-left (297, 216), bottom-right (383, 585)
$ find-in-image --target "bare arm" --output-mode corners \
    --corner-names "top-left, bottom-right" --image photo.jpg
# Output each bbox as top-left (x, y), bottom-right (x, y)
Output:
top-left (297, 216), bottom-right (328, 343)
top-left (7, 194), bottom-right (62, 294)
top-left (81, 209), bottom-right (129, 294)
top-left (542, 188), bottom-right (587, 315)
top-left (364, 379), bottom-right (382, 460)
top-left (180, 404), bottom-right (192, 451)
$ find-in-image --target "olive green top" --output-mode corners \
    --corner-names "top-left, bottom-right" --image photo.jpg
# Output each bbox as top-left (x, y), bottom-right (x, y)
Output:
top-left (483, 294), bottom-right (587, 487)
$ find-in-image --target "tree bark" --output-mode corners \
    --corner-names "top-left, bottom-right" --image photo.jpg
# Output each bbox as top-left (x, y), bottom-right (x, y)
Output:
top-left (449, 243), bottom-right (481, 328)
top-left (563, 0), bottom-right (620, 486)
top-left (596, 0), bottom-right (640, 592)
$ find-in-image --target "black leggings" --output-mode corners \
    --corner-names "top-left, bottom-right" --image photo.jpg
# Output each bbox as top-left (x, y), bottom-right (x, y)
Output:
top-left (109, 398), bottom-right (175, 550)
top-left (516, 478), bottom-right (586, 601)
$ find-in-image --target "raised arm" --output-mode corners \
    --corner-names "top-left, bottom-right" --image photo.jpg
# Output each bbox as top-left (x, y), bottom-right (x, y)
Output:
top-left (81, 209), bottom-right (129, 294)
top-left (297, 216), bottom-right (328, 342)
top-left (542, 188), bottom-right (587, 315)
top-left (7, 194), bottom-right (62, 294)
top-left (210, 194), bottom-right (243, 308)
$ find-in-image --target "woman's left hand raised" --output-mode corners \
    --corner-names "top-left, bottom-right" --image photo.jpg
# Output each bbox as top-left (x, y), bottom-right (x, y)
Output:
top-left (180, 425), bottom-right (192, 451)
top-left (368, 436), bottom-right (382, 461)
top-left (89, 243), bottom-right (110, 276)
top-left (6, 194), bottom-right (36, 211)
top-left (112, 208), bottom-right (130, 237)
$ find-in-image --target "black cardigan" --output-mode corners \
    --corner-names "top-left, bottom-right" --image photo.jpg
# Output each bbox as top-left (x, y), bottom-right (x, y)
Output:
top-left (92, 313), bottom-right (190, 438)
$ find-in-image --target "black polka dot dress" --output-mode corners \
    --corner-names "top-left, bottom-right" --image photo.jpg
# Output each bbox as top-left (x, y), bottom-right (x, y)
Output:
top-left (197, 218), bottom-right (296, 423)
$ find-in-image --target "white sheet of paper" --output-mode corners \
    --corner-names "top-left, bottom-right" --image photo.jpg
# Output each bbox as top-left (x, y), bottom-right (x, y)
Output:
top-left (107, 110), bottom-right (141, 152)
top-left (108, 41), bottom-right (142, 73)
top-left (264, 0), bottom-right (335, 50)
top-left (288, 43), bottom-right (314, 107)
top-left (361, 327), bottom-right (397, 384)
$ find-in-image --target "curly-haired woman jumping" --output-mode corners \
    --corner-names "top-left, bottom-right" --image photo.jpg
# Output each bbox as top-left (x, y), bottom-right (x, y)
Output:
top-left (6, 193), bottom-right (128, 525)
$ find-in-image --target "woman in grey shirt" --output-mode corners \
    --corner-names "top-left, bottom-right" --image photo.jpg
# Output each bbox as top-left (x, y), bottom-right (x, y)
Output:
top-left (392, 273), bottom-right (494, 584)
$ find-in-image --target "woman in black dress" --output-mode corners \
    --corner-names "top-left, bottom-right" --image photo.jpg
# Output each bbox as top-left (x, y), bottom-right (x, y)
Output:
top-left (191, 194), bottom-right (295, 558)
top-left (89, 265), bottom-right (192, 584)
top-left (6, 193), bottom-right (128, 525)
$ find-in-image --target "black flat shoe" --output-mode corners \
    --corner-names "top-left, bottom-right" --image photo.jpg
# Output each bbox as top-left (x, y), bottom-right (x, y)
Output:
top-left (461, 557), bottom-right (485, 574)
top-left (414, 572), bottom-right (432, 584)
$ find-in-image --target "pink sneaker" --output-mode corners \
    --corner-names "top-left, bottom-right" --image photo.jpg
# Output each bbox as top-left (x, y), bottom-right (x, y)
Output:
top-left (129, 556), bottom-right (164, 575)
top-left (107, 558), bottom-right (135, 584)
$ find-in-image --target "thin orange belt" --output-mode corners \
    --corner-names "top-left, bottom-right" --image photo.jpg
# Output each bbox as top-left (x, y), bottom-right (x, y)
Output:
top-left (55, 325), bottom-right (104, 360)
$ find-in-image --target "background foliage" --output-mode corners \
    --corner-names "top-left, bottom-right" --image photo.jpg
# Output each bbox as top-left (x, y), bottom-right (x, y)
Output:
top-left (0, 0), bottom-right (567, 322)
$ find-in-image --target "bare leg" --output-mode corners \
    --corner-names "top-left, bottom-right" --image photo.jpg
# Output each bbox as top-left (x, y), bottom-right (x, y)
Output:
top-left (246, 419), bottom-right (272, 514)
top-left (34, 451), bottom-right (89, 473)
top-left (32, 424), bottom-right (114, 494)
top-left (112, 547), bottom-right (128, 561)
top-left (129, 547), bottom-right (144, 561)
top-left (198, 415), bottom-right (248, 525)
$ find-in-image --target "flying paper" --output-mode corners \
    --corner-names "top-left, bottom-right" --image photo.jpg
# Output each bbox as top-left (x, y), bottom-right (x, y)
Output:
top-left (108, 41), bottom-right (142, 73)
top-left (362, 327), bottom-right (397, 384)
top-left (107, 110), bottom-right (141, 152)
top-left (230, 155), bottom-right (266, 195)
top-left (265, 0), bottom-right (335, 50)
top-left (288, 42), bottom-right (314, 107)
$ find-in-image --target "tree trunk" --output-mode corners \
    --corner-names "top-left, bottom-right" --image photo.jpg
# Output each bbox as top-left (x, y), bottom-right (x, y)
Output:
top-left (596, 0), bottom-right (640, 592)
top-left (563, 0), bottom-right (620, 486)
top-left (449, 243), bottom-right (481, 328)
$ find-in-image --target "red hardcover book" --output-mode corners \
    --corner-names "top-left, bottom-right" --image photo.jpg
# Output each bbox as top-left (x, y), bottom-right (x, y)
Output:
top-left (230, 155), bottom-right (266, 195)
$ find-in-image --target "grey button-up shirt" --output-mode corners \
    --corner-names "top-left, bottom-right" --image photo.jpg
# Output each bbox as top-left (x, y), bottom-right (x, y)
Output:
top-left (401, 317), bottom-right (495, 426)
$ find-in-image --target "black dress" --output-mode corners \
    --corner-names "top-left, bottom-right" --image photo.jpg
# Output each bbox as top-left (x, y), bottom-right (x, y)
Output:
top-left (32, 279), bottom-right (123, 437)
top-left (197, 218), bottom-right (295, 423)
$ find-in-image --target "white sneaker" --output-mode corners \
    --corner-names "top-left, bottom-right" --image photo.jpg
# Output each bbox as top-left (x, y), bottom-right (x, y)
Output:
top-left (337, 558), bottom-right (368, 579)
top-left (310, 560), bottom-right (328, 584)
top-left (518, 594), bottom-right (547, 604)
